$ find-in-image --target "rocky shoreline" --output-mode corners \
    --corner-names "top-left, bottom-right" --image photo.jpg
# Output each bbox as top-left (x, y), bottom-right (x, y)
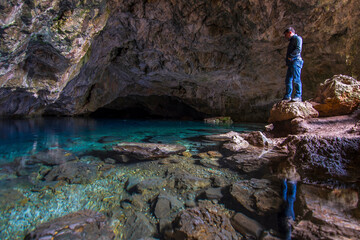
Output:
top-left (0, 74), bottom-right (360, 239)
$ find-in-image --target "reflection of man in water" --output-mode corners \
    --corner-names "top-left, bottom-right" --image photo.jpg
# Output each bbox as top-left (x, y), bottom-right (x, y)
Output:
top-left (277, 161), bottom-right (300, 240)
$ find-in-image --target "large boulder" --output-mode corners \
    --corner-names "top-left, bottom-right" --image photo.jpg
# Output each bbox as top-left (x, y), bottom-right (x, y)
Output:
top-left (284, 135), bottom-right (360, 183)
top-left (312, 75), bottom-right (360, 117)
top-left (268, 101), bottom-right (319, 123)
top-left (24, 210), bottom-right (115, 240)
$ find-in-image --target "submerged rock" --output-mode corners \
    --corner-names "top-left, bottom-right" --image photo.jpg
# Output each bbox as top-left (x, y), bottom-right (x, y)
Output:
top-left (268, 101), bottom-right (319, 123)
top-left (113, 142), bottom-right (186, 160)
top-left (171, 203), bottom-right (239, 240)
top-left (30, 149), bottom-right (77, 166)
top-left (230, 179), bottom-right (282, 215)
top-left (167, 169), bottom-right (212, 191)
top-left (44, 162), bottom-right (98, 184)
top-left (231, 212), bottom-right (264, 239)
top-left (312, 74), bottom-right (360, 117)
top-left (24, 210), bottom-right (114, 240)
top-left (122, 212), bottom-right (156, 240)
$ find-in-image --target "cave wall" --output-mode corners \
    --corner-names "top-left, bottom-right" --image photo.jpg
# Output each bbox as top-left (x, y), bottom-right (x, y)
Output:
top-left (1, 0), bottom-right (359, 121)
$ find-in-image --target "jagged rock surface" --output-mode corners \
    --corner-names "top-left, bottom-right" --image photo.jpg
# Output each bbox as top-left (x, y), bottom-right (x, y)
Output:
top-left (312, 74), bottom-right (360, 117)
top-left (268, 101), bottom-right (319, 123)
top-left (1, 1), bottom-right (360, 120)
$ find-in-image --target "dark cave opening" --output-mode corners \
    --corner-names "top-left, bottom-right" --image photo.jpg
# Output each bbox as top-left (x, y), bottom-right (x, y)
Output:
top-left (90, 95), bottom-right (209, 120)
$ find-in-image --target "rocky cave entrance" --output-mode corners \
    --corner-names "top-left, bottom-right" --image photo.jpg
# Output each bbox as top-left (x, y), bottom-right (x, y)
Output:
top-left (90, 95), bottom-right (209, 120)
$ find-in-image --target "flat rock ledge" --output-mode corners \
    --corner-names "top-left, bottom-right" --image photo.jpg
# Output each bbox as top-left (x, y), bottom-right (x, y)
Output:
top-left (113, 142), bottom-right (186, 160)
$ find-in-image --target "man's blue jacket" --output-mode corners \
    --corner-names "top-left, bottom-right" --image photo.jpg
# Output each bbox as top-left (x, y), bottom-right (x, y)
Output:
top-left (286, 34), bottom-right (303, 66)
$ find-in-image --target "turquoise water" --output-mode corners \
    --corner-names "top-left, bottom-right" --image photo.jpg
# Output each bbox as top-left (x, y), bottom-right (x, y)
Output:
top-left (0, 117), bottom-right (264, 164)
top-left (0, 117), bottom-right (265, 239)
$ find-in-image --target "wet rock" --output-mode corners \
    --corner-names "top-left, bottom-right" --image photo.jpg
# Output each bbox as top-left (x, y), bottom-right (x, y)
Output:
top-left (123, 212), bottom-right (156, 240)
top-left (231, 212), bottom-right (264, 239)
top-left (197, 151), bottom-right (222, 168)
top-left (171, 203), bottom-right (239, 240)
top-left (113, 142), bottom-right (186, 160)
top-left (207, 151), bottom-right (223, 158)
top-left (312, 75), bottom-right (360, 117)
top-left (230, 179), bottom-right (282, 215)
top-left (167, 169), bottom-right (211, 191)
top-left (204, 187), bottom-right (223, 200)
top-left (0, 188), bottom-right (26, 211)
top-left (104, 158), bottom-right (116, 164)
top-left (24, 210), bottom-right (115, 240)
top-left (211, 176), bottom-right (230, 188)
top-left (268, 101), bottom-right (319, 123)
top-left (125, 177), bottom-right (141, 192)
top-left (240, 131), bottom-right (272, 148)
top-left (199, 157), bottom-right (221, 168)
top-left (222, 135), bottom-right (249, 152)
top-left (44, 162), bottom-right (98, 184)
top-left (154, 197), bottom-right (171, 219)
top-left (205, 131), bottom-right (242, 142)
top-left (224, 148), bottom-right (287, 174)
top-left (292, 184), bottom-right (360, 239)
top-left (134, 178), bottom-right (167, 193)
top-left (30, 149), bottom-right (77, 166)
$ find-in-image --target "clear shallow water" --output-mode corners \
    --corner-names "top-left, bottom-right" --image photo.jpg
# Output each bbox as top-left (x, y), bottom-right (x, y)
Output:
top-left (0, 117), bottom-right (266, 239)
top-left (0, 117), bottom-right (264, 164)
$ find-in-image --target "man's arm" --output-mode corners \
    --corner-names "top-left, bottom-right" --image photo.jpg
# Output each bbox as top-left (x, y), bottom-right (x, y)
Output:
top-left (289, 36), bottom-right (302, 59)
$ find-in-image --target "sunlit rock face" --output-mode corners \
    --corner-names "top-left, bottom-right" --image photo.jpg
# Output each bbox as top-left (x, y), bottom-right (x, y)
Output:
top-left (1, 0), bottom-right (360, 121)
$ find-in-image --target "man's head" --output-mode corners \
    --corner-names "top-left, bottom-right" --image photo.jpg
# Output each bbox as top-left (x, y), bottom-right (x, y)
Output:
top-left (284, 27), bottom-right (295, 40)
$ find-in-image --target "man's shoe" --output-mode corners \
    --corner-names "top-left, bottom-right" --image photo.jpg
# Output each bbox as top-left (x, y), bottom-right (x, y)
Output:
top-left (282, 97), bottom-right (291, 101)
top-left (291, 97), bottom-right (302, 102)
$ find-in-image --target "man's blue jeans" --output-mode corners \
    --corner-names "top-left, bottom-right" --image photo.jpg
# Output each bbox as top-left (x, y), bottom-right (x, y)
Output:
top-left (279, 179), bottom-right (297, 240)
top-left (284, 59), bottom-right (304, 99)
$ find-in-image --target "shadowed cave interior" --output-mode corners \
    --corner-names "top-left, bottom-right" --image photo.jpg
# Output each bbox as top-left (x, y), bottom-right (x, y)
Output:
top-left (90, 95), bottom-right (209, 120)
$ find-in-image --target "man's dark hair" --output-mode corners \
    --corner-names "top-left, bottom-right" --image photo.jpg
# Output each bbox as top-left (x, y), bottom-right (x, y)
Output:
top-left (284, 27), bottom-right (295, 34)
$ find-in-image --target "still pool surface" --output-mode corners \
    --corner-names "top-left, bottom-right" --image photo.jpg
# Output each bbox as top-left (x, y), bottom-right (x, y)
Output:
top-left (0, 117), bottom-right (264, 164)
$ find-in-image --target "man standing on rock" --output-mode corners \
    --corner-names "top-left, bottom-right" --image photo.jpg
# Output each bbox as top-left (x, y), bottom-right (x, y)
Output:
top-left (283, 27), bottom-right (304, 102)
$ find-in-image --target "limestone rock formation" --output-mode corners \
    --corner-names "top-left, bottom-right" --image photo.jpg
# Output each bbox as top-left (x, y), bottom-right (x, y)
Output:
top-left (312, 74), bottom-right (360, 117)
top-left (268, 101), bottom-right (319, 123)
top-left (1, 1), bottom-right (360, 121)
